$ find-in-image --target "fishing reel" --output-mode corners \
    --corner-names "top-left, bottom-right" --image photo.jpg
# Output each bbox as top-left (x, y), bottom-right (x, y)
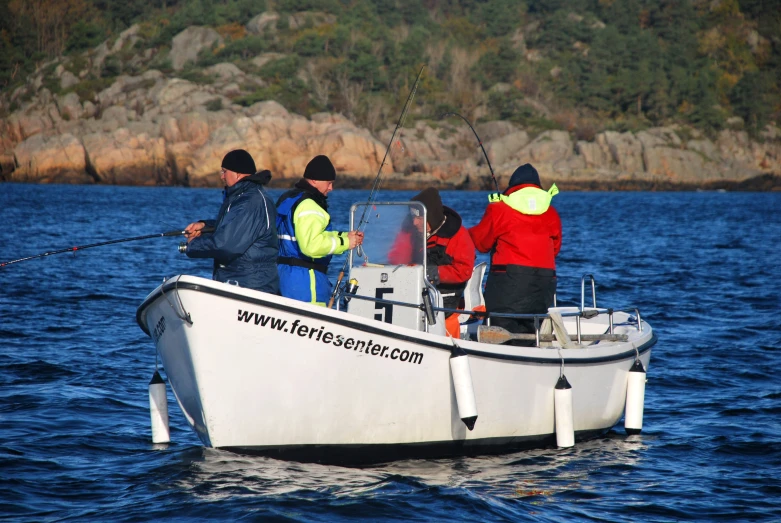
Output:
top-left (342, 278), bottom-right (359, 303)
top-left (178, 242), bottom-right (187, 253)
top-left (332, 277), bottom-right (359, 310)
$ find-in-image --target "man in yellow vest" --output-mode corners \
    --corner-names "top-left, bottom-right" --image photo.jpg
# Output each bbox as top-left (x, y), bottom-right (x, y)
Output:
top-left (275, 155), bottom-right (363, 305)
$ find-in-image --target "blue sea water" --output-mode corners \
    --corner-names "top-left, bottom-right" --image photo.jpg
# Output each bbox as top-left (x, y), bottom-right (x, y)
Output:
top-left (1, 183), bottom-right (780, 522)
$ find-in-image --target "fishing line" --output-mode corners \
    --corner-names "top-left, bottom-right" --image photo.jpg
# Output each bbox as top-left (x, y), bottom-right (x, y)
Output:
top-left (355, 64), bottom-right (426, 232)
top-left (0, 227), bottom-right (213, 268)
top-left (160, 220), bottom-right (181, 232)
top-left (440, 112), bottom-right (499, 193)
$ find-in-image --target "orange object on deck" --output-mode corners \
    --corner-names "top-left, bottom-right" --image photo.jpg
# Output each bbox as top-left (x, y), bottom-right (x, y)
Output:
top-left (446, 314), bottom-right (461, 339)
top-left (446, 305), bottom-right (486, 339)
top-left (470, 305), bottom-right (486, 318)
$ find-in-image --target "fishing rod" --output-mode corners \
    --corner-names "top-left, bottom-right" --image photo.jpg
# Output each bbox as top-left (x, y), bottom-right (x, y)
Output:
top-left (356, 64), bottom-right (425, 231)
top-left (0, 227), bottom-right (214, 268)
top-left (326, 65), bottom-right (426, 308)
top-left (441, 112), bottom-right (499, 193)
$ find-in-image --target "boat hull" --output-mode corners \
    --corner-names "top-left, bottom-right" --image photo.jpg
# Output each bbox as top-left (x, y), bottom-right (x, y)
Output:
top-left (137, 276), bottom-right (655, 463)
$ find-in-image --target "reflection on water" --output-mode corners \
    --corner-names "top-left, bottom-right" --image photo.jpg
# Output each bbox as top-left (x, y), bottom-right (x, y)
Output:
top-left (172, 434), bottom-right (647, 504)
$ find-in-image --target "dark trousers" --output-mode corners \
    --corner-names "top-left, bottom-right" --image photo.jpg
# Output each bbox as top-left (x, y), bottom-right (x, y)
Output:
top-left (484, 265), bottom-right (556, 345)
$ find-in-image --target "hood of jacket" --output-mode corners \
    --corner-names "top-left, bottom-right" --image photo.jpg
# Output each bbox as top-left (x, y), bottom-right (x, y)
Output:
top-left (434, 206), bottom-right (462, 239)
top-left (245, 169), bottom-right (272, 185)
top-left (501, 183), bottom-right (559, 216)
top-left (225, 169), bottom-right (272, 198)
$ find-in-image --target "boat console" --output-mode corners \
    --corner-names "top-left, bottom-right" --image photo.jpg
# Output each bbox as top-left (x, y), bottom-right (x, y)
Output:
top-left (343, 201), bottom-right (446, 334)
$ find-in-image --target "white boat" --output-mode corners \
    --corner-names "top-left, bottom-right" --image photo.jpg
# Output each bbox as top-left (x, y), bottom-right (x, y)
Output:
top-left (137, 201), bottom-right (656, 463)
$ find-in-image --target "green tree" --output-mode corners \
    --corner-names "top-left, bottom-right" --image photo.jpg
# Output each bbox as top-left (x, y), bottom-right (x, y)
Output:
top-left (66, 20), bottom-right (105, 52)
top-left (688, 67), bottom-right (724, 129)
top-left (533, 9), bottom-right (592, 51)
top-left (477, 0), bottom-right (521, 38)
top-left (344, 37), bottom-right (383, 89)
top-left (474, 43), bottom-right (519, 88)
top-left (646, 67), bottom-right (672, 122)
top-left (276, 0), bottom-right (339, 13)
top-left (731, 71), bottom-right (774, 134)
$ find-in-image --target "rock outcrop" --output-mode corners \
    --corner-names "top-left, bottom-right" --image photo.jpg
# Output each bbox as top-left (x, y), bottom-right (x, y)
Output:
top-left (1, 23), bottom-right (779, 190)
top-left (170, 27), bottom-right (223, 71)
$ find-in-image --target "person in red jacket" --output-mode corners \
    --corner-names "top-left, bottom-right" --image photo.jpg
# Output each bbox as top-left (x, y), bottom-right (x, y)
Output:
top-left (389, 188), bottom-right (476, 337)
top-left (469, 164), bottom-right (562, 345)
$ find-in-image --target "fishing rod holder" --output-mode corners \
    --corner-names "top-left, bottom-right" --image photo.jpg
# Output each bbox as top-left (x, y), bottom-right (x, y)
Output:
top-left (421, 288), bottom-right (437, 325)
top-left (578, 274), bottom-right (597, 342)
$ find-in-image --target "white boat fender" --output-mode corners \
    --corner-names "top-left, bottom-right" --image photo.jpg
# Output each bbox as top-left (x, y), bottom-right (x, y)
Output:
top-left (149, 370), bottom-right (170, 444)
top-left (449, 346), bottom-right (477, 430)
top-left (554, 375), bottom-right (575, 448)
top-left (625, 359), bottom-right (647, 435)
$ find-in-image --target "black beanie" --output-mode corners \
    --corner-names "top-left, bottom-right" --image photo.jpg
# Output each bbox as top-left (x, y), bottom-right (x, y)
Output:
top-left (411, 187), bottom-right (445, 230)
top-left (509, 163), bottom-right (541, 188)
top-left (303, 155), bottom-right (336, 181)
top-left (221, 149), bottom-right (256, 175)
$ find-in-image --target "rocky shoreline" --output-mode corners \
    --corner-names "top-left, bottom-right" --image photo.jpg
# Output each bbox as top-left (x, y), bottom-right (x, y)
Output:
top-left (1, 24), bottom-right (779, 192)
top-left (267, 173), bottom-right (781, 192)
top-left (4, 172), bottom-right (779, 192)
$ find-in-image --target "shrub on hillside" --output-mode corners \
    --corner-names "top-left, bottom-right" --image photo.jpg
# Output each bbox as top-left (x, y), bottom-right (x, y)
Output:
top-left (67, 21), bottom-right (105, 53)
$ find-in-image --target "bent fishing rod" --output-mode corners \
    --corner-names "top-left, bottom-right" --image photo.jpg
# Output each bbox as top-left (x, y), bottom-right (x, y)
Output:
top-left (326, 65), bottom-right (426, 308)
top-left (0, 227), bottom-right (214, 268)
top-left (441, 112), bottom-right (499, 193)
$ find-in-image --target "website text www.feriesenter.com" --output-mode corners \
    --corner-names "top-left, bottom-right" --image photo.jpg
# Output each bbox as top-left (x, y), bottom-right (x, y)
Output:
top-left (237, 309), bottom-right (424, 365)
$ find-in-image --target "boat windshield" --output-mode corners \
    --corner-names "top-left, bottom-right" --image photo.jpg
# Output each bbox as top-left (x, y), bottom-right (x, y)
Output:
top-left (349, 202), bottom-right (427, 268)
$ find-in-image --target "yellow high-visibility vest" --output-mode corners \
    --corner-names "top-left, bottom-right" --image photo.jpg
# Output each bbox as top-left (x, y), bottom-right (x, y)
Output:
top-left (488, 184), bottom-right (559, 215)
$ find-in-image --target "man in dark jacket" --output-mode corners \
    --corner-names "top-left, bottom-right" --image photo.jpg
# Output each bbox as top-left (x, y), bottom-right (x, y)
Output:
top-left (182, 149), bottom-right (280, 294)
top-left (469, 163), bottom-right (561, 344)
top-left (389, 188), bottom-right (476, 337)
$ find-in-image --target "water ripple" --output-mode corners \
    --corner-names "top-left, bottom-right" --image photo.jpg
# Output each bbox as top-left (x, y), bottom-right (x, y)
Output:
top-left (1, 187), bottom-right (780, 521)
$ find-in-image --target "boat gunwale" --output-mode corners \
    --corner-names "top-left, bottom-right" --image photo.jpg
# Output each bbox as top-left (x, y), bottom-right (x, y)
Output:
top-left (137, 278), bottom-right (656, 366)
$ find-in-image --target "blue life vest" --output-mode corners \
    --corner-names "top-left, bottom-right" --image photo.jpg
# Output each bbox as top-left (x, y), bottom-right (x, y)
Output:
top-left (276, 191), bottom-right (334, 304)
top-left (276, 192), bottom-right (334, 271)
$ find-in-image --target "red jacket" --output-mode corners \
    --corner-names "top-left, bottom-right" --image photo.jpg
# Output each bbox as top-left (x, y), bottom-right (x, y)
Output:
top-left (389, 207), bottom-right (475, 285)
top-left (468, 185), bottom-right (562, 270)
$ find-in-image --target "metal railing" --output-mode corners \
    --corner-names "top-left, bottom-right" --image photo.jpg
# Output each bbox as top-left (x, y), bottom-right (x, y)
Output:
top-left (337, 273), bottom-right (643, 346)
